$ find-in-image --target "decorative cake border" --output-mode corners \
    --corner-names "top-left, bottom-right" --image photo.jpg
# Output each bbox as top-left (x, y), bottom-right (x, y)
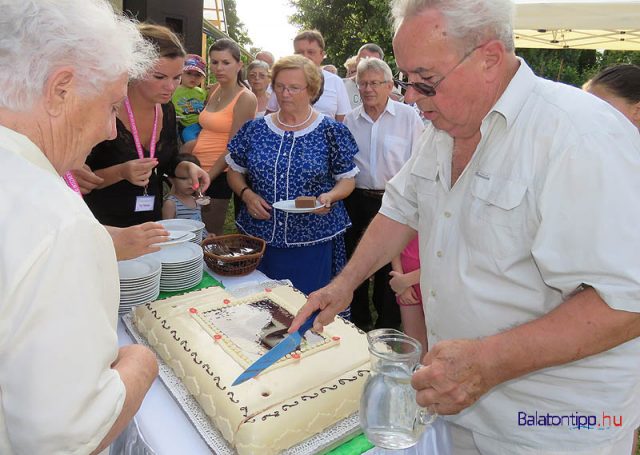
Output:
top-left (123, 312), bottom-right (364, 455)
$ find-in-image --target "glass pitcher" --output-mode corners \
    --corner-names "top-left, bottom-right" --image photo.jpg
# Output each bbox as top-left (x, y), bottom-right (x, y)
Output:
top-left (360, 328), bottom-right (437, 449)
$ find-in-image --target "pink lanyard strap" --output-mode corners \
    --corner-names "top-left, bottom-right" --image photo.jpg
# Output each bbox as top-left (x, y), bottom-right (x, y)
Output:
top-left (124, 97), bottom-right (160, 160)
top-left (63, 171), bottom-right (82, 197)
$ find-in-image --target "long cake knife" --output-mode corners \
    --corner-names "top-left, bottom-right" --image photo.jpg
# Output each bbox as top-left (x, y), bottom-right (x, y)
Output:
top-left (232, 310), bottom-right (320, 386)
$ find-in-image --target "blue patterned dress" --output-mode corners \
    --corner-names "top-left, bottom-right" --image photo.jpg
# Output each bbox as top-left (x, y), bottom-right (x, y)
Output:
top-left (227, 114), bottom-right (359, 308)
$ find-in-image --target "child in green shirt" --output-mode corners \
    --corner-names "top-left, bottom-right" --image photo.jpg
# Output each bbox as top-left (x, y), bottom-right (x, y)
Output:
top-left (172, 54), bottom-right (207, 153)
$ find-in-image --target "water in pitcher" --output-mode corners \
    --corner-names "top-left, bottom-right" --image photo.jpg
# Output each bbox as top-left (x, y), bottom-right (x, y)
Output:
top-left (360, 363), bottom-right (425, 449)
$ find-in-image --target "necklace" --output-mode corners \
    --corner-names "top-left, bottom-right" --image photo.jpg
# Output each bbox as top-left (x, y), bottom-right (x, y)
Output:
top-left (277, 106), bottom-right (313, 129)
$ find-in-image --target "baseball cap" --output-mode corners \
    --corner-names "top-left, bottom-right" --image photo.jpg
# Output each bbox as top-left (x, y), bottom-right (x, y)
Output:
top-left (184, 54), bottom-right (206, 76)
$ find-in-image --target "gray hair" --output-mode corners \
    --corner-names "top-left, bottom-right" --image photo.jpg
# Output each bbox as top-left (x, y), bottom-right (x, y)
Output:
top-left (358, 43), bottom-right (385, 60)
top-left (390, 0), bottom-right (515, 53)
top-left (356, 58), bottom-right (393, 83)
top-left (247, 59), bottom-right (270, 74)
top-left (0, 0), bottom-right (157, 112)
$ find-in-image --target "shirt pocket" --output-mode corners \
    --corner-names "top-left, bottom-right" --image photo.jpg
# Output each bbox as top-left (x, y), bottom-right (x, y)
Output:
top-left (383, 135), bottom-right (411, 174)
top-left (464, 173), bottom-right (531, 259)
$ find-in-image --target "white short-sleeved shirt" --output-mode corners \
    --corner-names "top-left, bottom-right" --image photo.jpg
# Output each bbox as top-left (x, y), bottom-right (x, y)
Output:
top-left (268, 69), bottom-right (351, 118)
top-left (380, 60), bottom-right (640, 449)
top-left (344, 99), bottom-right (424, 190)
top-left (343, 77), bottom-right (362, 109)
top-left (0, 126), bottom-right (125, 454)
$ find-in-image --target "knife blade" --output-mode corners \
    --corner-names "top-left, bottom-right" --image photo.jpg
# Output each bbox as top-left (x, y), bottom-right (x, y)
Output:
top-left (232, 310), bottom-right (320, 386)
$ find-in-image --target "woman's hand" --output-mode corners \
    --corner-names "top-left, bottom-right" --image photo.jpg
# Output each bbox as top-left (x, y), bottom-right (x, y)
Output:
top-left (313, 192), bottom-right (333, 215)
top-left (120, 158), bottom-right (157, 187)
top-left (71, 164), bottom-right (104, 195)
top-left (177, 161), bottom-right (210, 193)
top-left (243, 189), bottom-right (272, 220)
top-left (106, 222), bottom-right (169, 260)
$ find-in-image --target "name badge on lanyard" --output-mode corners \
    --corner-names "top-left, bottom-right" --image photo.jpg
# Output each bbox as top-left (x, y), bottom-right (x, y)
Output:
top-left (125, 97), bottom-right (160, 213)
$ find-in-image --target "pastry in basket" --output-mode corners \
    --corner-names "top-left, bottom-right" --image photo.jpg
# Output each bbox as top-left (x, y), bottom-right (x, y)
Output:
top-left (133, 285), bottom-right (370, 455)
top-left (202, 234), bottom-right (266, 276)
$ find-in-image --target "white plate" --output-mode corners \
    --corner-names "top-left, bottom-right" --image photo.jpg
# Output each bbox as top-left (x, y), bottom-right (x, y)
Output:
top-left (272, 199), bottom-right (324, 213)
top-left (153, 231), bottom-right (196, 247)
top-left (118, 256), bottom-right (162, 281)
top-left (158, 219), bottom-right (206, 233)
top-left (148, 242), bottom-right (203, 264)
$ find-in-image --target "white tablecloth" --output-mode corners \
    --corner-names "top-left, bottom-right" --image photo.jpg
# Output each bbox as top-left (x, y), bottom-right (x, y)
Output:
top-left (115, 267), bottom-right (269, 455)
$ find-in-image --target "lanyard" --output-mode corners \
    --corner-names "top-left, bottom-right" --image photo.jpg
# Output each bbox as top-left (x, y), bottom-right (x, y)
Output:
top-left (124, 97), bottom-right (159, 160)
top-left (63, 171), bottom-right (82, 197)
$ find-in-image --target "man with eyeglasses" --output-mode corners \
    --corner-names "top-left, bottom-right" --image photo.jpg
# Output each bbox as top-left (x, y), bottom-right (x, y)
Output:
top-left (343, 57), bottom-right (423, 331)
top-left (293, 0), bottom-right (640, 453)
top-left (343, 43), bottom-right (386, 109)
top-left (266, 30), bottom-right (350, 122)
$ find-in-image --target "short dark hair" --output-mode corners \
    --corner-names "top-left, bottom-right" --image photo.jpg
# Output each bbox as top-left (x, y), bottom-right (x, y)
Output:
top-left (589, 64), bottom-right (640, 103)
top-left (294, 30), bottom-right (325, 50)
top-left (358, 43), bottom-right (384, 60)
top-left (168, 153), bottom-right (201, 177)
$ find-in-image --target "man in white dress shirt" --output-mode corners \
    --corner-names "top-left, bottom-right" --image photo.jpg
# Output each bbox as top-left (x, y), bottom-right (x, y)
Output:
top-left (0, 1), bottom-right (159, 453)
top-left (343, 57), bottom-right (424, 330)
top-left (266, 30), bottom-right (351, 122)
top-left (293, 0), bottom-right (640, 453)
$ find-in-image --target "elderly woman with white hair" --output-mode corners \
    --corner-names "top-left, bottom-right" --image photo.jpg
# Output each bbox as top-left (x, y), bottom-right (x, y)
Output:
top-left (0, 0), bottom-right (161, 453)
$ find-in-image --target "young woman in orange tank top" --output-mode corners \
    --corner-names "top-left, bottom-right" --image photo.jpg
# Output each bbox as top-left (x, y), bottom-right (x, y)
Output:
top-left (192, 39), bottom-right (256, 235)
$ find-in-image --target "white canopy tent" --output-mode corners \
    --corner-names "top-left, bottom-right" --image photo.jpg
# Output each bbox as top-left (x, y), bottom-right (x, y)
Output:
top-left (514, 0), bottom-right (640, 50)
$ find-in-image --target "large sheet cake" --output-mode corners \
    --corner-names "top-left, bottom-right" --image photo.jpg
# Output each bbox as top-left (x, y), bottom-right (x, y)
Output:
top-left (133, 285), bottom-right (370, 454)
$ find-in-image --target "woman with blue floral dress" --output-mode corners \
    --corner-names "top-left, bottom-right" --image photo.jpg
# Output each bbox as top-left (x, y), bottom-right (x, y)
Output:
top-left (226, 55), bottom-right (359, 307)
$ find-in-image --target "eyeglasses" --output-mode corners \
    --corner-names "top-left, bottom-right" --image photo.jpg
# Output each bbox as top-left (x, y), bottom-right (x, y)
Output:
top-left (248, 72), bottom-right (268, 80)
top-left (394, 44), bottom-right (484, 97)
top-left (273, 84), bottom-right (308, 95)
top-left (356, 80), bottom-right (389, 90)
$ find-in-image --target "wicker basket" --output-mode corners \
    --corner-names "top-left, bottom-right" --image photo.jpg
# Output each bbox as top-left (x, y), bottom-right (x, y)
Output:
top-left (201, 234), bottom-right (266, 276)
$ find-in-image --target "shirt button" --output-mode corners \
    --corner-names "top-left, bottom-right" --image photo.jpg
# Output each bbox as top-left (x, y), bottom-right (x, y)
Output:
top-left (436, 250), bottom-right (443, 258)
top-left (430, 289), bottom-right (436, 297)
top-left (444, 211), bottom-right (452, 218)
top-left (278, 221), bottom-right (283, 226)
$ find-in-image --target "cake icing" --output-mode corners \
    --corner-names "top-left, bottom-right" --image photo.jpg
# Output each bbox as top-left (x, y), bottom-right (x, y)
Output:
top-left (133, 285), bottom-right (370, 454)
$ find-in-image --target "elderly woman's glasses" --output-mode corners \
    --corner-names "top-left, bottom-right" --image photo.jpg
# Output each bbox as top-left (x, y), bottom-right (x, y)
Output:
top-left (394, 44), bottom-right (484, 97)
top-left (249, 72), bottom-right (268, 80)
top-left (273, 84), bottom-right (307, 95)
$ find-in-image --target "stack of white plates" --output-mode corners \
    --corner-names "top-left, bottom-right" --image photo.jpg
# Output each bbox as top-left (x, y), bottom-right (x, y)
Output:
top-left (158, 219), bottom-right (206, 244)
top-left (118, 256), bottom-right (162, 314)
top-left (149, 242), bottom-right (204, 292)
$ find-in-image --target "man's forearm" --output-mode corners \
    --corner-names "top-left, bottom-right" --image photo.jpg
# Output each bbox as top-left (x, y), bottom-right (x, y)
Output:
top-left (481, 287), bottom-right (640, 387)
top-left (335, 214), bottom-right (416, 292)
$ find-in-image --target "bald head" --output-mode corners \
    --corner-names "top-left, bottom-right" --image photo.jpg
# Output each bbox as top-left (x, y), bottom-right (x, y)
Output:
top-left (255, 50), bottom-right (275, 68)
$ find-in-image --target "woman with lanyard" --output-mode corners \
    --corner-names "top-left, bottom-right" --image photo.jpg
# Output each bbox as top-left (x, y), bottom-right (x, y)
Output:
top-left (82, 24), bottom-right (209, 227)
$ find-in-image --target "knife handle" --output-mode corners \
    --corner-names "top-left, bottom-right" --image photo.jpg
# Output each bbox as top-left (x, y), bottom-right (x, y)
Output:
top-left (298, 310), bottom-right (320, 334)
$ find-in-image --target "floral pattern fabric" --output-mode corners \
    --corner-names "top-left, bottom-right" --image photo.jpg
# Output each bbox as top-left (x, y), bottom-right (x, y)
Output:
top-left (227, 114), bottom-right (359, 248)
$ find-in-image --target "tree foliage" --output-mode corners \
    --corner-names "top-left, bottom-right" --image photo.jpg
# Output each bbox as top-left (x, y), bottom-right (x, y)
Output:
top-left (289, 0), bottom-right (640, 84)
top-left (224, 0), bottom-right (252, 47)
top-left (290, 0), bottom-right (395, 76)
